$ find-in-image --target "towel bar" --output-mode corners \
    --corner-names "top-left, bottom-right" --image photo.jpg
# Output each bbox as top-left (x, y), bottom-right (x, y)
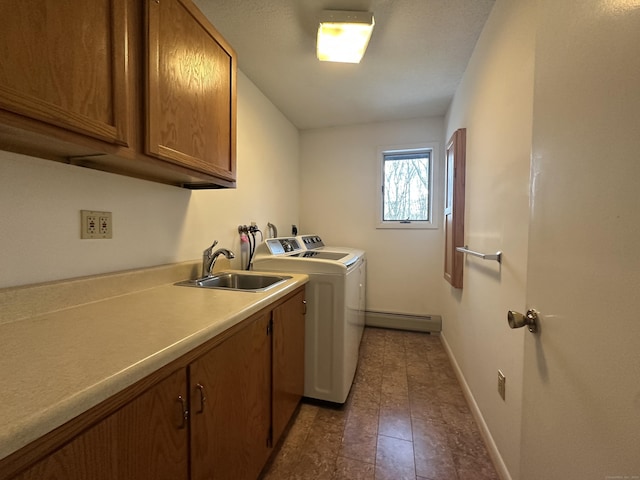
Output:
top-left (456, 246), bottom-right (502, 263)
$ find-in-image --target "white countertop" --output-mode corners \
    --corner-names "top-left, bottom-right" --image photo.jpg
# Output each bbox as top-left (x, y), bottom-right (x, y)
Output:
top-left (0, 268), bottom-right (308, 461)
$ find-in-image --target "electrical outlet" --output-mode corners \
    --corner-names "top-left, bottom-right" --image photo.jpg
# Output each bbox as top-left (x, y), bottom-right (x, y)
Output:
top-left (99, 214), bottom-right (112, 236)
top-left (87, 215), bottom-right (97, 234)
top-left (498, 370), bottom-right (506, 401)
top-left (81, 210), bottom-right (113, 239)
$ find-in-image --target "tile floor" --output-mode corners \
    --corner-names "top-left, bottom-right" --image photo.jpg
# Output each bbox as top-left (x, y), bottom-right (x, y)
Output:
top-left (260, 327), bottom-right (500, 480)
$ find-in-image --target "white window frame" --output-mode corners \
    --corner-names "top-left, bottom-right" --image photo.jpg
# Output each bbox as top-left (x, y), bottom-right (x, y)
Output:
top-left (376, 142), bottom-right (440, 230)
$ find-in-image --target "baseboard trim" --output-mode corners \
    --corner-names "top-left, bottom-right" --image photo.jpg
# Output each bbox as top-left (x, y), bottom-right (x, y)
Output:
top-left (364, 310), bottom-right (442, 332)
top-left (440, 333), bottom-right (513, 480)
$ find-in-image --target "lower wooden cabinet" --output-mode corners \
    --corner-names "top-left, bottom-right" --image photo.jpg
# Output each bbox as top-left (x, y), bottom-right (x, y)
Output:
top-left (2, 287), bottom-right (305, 480)
top-left (272, 289), bottom-right (306, 443)
top-left (13, 369), bottom-right (189, 480)
top-left (190, 312), bottom-right (271, 480)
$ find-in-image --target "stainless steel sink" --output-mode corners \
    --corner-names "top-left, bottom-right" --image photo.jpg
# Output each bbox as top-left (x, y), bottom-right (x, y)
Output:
top-left (176, 272), bottom-right (291, 292)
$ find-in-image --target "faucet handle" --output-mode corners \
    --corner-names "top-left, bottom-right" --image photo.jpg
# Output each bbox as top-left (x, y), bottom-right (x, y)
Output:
top-left (203, 240), bottom-right (219, 257)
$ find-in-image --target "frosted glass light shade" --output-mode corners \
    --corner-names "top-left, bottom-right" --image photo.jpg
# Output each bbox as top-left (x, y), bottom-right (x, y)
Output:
top-left (316, 10), bottom-right (375, 64)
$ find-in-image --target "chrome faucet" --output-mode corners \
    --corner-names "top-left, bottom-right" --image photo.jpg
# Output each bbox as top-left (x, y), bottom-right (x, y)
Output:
top-left (202, 240), bottom-right (235, 277)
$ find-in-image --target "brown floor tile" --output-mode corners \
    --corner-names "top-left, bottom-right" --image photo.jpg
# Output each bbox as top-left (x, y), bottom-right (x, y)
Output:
top-left (341, 401), bottom-right (380, 463)
top-left (412, 416), bottom-right (458, 479)
top-left (340, 430), bottom-right (378, 464)
top-left (290, 449), bottom-right (337, 480)
top-left (452, 451), bottom-right (500, 480)
top-left (286, 403), bottom-right (318, 441)
top-left (375, 435), bottom-right (416, 480)
top-left (378, 395), bottom-right (413, 441)
top-left (348, 385), bottom-right (382, 409)
top-left (315, 404), bottom-right (348, 430)
top-left (355, 364), bottom-right (384, 389)
top-left (440, 403), bottom-right (475, 431)
top-left (261, 328), bottom-right (500, 480)
top-left (334, 456), bottom-right (376, 480)
top-left (381, 380), bottom-right (409, 398)
top-left (406, 362), bottom-right (434, 384)
top-left (305, 423), bottom-right (343, 458)
top-left (346, 402), bottom-right (380, 436)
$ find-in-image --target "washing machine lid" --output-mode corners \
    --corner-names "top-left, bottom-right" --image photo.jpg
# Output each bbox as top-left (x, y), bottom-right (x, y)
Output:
top-left (290, 251), bottom-right (348, 261)
top-left (296, 235), bottom-right (366, 262)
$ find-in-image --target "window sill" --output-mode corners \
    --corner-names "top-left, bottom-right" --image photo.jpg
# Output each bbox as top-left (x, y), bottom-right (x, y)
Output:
top-left (376, 221), bottom-right (439, 230)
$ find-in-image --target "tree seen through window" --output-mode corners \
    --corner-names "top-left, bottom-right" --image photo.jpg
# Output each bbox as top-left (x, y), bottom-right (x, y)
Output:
top-left (383, 151), bottom-right (431, 222)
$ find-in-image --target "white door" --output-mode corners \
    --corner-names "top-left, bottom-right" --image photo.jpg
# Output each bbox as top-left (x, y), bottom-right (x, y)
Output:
top-left (520, 1), bottom-right (640, 478)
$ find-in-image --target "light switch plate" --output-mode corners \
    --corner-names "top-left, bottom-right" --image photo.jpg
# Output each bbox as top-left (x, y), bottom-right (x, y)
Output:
top-left (498, 370), bottom-right (506, 400)
top-left (81, 210), bottom-right (112, 239)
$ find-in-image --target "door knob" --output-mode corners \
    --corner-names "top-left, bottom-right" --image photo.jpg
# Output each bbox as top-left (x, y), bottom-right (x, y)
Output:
top-left (507, 309), bottom-right (538, 333)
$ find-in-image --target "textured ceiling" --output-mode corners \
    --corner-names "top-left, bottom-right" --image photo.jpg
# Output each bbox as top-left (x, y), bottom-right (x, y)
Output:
top-left (194, 0), bottom-right (495, 130)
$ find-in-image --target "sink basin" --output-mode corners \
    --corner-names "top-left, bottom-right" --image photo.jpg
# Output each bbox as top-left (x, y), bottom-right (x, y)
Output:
top-left (176, 272), bottom-right (291, 292)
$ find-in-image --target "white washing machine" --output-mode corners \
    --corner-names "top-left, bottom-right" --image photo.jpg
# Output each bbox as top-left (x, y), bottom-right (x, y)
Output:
top-left (252, 235), bottom-right (366, 404)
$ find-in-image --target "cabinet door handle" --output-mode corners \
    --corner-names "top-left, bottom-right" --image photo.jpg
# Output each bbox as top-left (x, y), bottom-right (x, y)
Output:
top-left (302, 299), bottom-right (307, 315)
top-left (177, 395), bottom-right (188, 429)
top-left (195, 383), bottom-right (207, 413)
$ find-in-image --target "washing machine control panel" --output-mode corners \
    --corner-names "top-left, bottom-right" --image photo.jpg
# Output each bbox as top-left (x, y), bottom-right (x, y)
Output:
top-left (299, 235), bottom-right (324, 249)
top-left (265, 238), bottom-right (302, 255)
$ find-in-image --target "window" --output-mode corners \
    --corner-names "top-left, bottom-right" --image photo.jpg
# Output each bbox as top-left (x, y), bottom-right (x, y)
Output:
top-left (377, 143), bottom-right (438, 229)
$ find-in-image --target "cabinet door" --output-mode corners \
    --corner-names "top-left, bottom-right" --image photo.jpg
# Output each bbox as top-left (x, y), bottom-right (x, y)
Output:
top-left (272, 289), bottom-right (306, 443)
top-left (444, 128), bottom-right (466, 288)
top-left (114, 368), bottom-right (189, 480)
top-left (146, 0), bottom-right (237, 182)
top-left (190, 314), bottom-right (271, 480)
top-left (13, 369), bottom-right (188, 480)
top-left (0, 0), bottom-right (129, 145)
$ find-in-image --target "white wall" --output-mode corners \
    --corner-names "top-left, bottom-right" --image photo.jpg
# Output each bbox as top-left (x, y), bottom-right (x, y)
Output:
top-left (299, 117), bottom-right (445, 316)
top-left (442, 1), bottom-right (536, 479)
top-left (0, 71), bottom-right (299, 289)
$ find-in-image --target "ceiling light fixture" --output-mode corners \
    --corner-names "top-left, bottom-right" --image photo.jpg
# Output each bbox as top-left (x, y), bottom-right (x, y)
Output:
top-left (316, 10), bottom-right (375, 64)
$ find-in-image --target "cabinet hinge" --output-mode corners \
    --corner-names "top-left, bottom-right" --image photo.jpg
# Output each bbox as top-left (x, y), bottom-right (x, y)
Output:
top-left (267, 426), bottom-right (273, 448)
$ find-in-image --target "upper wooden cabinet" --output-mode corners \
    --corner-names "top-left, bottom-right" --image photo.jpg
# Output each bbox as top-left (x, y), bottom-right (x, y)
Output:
top-left (0, 0), bottom-right (129, 146)
top-left (0, 0), bottom-right (237, 189)
top-left (146, 0), bottom-right (236, 182)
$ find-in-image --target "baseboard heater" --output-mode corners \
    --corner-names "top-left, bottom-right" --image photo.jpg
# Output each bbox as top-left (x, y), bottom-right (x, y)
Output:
top-left (364, 310), bottom-right (442, 333)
